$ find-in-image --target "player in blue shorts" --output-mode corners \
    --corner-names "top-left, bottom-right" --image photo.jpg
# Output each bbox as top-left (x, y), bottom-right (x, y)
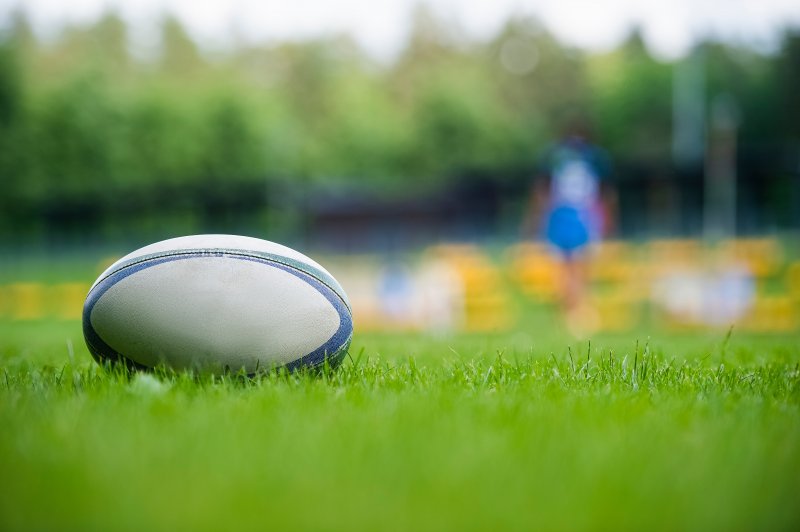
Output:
top-left (525, 122), bottom-right (615, 326)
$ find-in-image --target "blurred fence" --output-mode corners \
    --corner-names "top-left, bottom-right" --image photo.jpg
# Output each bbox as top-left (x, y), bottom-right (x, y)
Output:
top-left (2, 237), bottom-right (798, 334)
top-left (509, 238), bottom-right (799, 333)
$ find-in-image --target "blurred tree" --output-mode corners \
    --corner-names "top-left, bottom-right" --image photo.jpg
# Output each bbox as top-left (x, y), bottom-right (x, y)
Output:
top-left (89, 12), bottom-right (130, 79)
top-left (0, 9), bottom-right (797, 242)
top-left (200, 92), bottom-right (265, 182)
top-left (0, 36), bottom-right (24, 235)
top-left (774, 30), bottom-right (800, 140)
top-left (30, 77), bottom-right (121, 196)
top-left (46, 14), bottom-right (129, 85)
top-left (703, 42), bottom-right (778, 144)
top-left (0, 42), bottom-right (21, 128)
top-left (495, 18), bottom-right (587, 121)
top-left (122, 93), bottom-right (204, 186)
top-left (588, 29), bottom-right (672, 161)
top-left (159, 16), bottom-right (203, 78)
top-left (392, 4), bottom-right (464, 95)
top-left (321, 67), bottom-right (409, 184)
top-left (3, 9), bottom-right (36, 59)
top-left (392, 6), bottom-right (519, 181)
top-left (487, 16), bottom-right (589, 168)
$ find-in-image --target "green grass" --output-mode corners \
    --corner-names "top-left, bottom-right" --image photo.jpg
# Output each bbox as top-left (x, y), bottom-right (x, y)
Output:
top-left (1, 320), bottom-right (799, 531)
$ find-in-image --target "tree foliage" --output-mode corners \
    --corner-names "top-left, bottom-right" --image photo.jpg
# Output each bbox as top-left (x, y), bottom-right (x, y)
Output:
top-left (0, 10), bottom-right (797, 241)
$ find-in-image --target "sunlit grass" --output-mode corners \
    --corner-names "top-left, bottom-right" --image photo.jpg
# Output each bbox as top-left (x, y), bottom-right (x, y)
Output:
top-left (1, 326), bottom-right (799, 530)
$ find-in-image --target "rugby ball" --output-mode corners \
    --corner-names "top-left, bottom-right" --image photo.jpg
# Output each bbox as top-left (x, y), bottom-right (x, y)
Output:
top-left (82, 235), bottom-right (353, 373)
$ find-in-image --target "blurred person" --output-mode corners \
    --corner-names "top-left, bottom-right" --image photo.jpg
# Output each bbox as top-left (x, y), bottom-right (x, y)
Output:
top-left (378, 261), bottom-right (415, 325)
top-left (522, 119), bottom-right (616, 332)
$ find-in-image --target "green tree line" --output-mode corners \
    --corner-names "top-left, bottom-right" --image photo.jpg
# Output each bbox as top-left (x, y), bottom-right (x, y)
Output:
top-left (0, 8), bottom-right (798, 242)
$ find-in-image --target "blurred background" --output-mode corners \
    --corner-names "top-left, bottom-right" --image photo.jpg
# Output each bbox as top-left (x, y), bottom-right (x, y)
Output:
top-left (1, 0), bottom-right (799, 336)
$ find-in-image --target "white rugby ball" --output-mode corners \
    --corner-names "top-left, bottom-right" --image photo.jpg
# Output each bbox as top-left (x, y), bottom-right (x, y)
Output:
top-left (82, 234), bottom-right (353, 373)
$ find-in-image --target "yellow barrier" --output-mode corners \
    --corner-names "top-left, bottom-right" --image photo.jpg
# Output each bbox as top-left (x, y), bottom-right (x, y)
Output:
top-left (52, 283), bottom-right (91, 320)
top-left (8, 283), bottom-right (46, 320)
top-left (788, 262), bottom-right (800, 301)
top-left (718, 238), bottom-right (783, 277)
top-left (507, 243), bottom-right (560, 302)
top-left (589, 241), bottom-right (637, 282)
top-left (0, 239), bottom-right (796, 334)
top-left (0, 282), bottom-right (89, 320)
top-left (742, 296), bottom-right (797, 332)
top-left (430, 244), bottom-right (515, 332)
top-left (589, 293), bottom-right (641, 332)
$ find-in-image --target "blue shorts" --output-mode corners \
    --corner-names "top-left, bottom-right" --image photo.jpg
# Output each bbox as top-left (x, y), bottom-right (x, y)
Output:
top-left (545, 206), bottom-right (593, 257)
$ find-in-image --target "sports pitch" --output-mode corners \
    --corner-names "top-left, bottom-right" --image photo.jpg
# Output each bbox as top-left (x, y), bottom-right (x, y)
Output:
top-left (1, 318), bottom-right (799, 531)
top-left (1, 247), bottom-right (800, 530)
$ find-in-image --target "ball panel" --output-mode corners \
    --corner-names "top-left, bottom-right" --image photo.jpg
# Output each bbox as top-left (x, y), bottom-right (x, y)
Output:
top-left (92, 248), bottom-right (350, 313)
top-left (99, 234), bottom-right (325, 276)
top-left (92, 236), bottom-right (347, 307)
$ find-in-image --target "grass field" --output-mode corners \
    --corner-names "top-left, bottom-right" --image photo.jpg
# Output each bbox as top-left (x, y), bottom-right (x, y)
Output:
top-left (1, 316), bottom-right (799, 531)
